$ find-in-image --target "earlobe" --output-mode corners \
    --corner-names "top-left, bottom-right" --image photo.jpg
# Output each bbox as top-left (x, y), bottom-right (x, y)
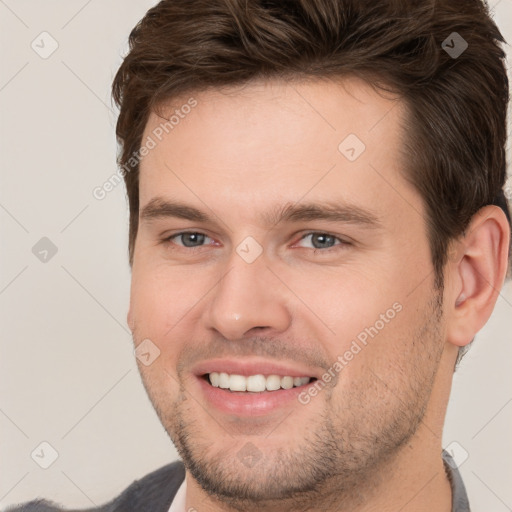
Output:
top-left (446, 205), bottom-right (510, 348)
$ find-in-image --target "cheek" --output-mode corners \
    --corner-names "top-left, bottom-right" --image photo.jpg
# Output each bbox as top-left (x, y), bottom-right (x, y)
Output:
top-left (287, 265), bottom-right (402, 343)
top-left (328, 306), bottom-right (425, 418)
top-left (298, 264), bottom-right (430, 376)
top-left (130, 262), bottom-right (210, 339)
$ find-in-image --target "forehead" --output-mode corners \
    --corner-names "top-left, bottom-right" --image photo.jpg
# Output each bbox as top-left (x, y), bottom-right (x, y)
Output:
top-left (142, 77), bottom-right (405, 156)
top-left (138, 77), bottom-right (417, 225)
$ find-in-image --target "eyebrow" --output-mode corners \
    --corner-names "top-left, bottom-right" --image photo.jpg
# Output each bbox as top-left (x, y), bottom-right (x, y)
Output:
top-left (140, 196), bottom-right (382, 230)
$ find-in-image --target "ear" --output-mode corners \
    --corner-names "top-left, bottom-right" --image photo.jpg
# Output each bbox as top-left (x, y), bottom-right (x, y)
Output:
top-left (445, 205), bottom-right (510, 347)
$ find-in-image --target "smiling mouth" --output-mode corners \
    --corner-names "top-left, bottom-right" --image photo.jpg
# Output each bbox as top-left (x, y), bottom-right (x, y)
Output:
top-left (204, 372), bottom-right (315, 393)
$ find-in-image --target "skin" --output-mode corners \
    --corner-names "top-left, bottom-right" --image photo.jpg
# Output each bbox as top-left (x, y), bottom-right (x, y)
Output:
top-left (127, 77), bottom-right (510, 512)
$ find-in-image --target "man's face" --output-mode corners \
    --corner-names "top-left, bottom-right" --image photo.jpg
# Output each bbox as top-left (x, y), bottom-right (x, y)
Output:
top-left (129, 78), bottom-right (447, 505)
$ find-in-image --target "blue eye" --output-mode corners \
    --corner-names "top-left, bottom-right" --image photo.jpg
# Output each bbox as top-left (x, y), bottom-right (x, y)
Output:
top-left (163, 231), bottom-right (347, 254)
top-left (296, 233), bottom-right (343, 251)
top-left (168, 232), bottom-right (213, 248)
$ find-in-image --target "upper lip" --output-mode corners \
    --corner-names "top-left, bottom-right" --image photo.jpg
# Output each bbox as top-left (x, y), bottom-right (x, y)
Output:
top-left (192, 358), bottom-right (321, 379)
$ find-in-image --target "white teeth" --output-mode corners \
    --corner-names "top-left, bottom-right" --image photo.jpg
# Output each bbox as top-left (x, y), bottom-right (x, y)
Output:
top-left (229, 374), bottom-right (247, 391)
top-left (281, 376), bottom-right (294, 389)
top-left (208, 372), bottom-right (311, 392)
top-left (218, 372), bottom-right (230, 389)
top-left (266, 374), bottom-right (281, 391)
top-left (247, 374), bottom-right (266, 392)
top-left (209, 372), bottom-right (220, 387)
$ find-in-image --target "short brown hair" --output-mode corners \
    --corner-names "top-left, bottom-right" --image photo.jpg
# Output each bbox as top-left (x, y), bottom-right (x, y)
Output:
top-left (112, 0), bottom-right (510, 287)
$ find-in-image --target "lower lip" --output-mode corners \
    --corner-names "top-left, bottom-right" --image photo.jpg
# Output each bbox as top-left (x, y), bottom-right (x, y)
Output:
top-left (196, 376), bottom-right (313, 416)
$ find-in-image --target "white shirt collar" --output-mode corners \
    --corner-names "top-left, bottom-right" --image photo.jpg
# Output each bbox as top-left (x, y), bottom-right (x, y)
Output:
top-left (168, 478), bottom-right (187, 512)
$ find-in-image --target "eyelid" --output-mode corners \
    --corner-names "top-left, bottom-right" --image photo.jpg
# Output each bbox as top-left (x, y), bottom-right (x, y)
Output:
top-left (163, 231), bottom-right (216, 248)
top-left (292, 231), bottom-right (349, 251)
top-left (163, 230), bottom-right (350, 252)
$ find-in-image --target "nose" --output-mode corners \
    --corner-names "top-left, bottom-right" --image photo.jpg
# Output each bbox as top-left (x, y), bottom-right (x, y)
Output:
top-left (204, 250), bottom-right (292, 340)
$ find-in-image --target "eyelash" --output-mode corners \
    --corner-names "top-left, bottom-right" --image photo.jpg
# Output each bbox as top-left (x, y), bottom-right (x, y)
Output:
top-left (161, 231), bottom-right (349, 254)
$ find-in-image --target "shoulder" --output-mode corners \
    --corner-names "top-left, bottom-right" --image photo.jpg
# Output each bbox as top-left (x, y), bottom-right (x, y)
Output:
top-left (4, 460), bottom-right (186, 512)
top-left (442, 450), bottom-right (470, 512)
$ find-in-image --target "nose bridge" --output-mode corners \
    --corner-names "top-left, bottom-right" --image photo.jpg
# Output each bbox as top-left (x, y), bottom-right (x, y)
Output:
top-left (205, 246), bottom-right (291, 339)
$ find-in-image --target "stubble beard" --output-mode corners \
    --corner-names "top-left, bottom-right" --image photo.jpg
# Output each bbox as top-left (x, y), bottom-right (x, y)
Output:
top-left (139, 292), bottom-right (445, 511)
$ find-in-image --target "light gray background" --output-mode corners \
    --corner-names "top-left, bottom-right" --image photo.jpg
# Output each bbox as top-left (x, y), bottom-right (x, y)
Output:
top-left (0, 1), bottom-right (511, 510)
